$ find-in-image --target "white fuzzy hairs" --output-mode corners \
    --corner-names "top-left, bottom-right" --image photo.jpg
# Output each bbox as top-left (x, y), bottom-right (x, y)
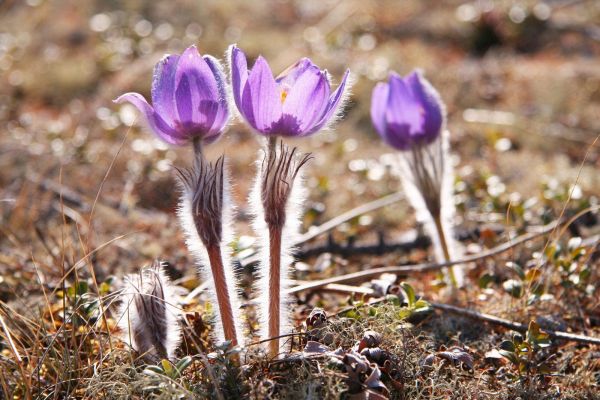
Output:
top-left (117, 261), bottom-right (182, 361)
top-left (250, 144), bottom-right (308, 354)
top-left (176, 158), bottom-right (244, 347)
top-left (394, 131), bottom-right (464, 286)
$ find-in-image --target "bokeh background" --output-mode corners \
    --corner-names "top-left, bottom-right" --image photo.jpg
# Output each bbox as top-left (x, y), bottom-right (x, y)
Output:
top-left (1, 0), bottom-right (600, 286)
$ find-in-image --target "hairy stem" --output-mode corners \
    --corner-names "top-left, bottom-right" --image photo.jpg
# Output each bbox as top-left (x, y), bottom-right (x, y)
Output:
top-left (432, 212), bottom-right (457, 287)
top-left (267, 136), bottom-right (277, 159)
top-left (206, 244), bottom-right (238, 347)
top-left (267, 225), bottom-right (282, 358)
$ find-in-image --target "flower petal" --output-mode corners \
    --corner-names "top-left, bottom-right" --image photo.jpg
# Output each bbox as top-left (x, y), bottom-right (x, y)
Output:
top-left (386, 72), bottom-right (423, 138)
top-left (174, 46), bottom-right (220, 130)
top-left (114, 93), bottom-right (185, 145)
top-left (275, 58), bottom-right (315, 87)
top-left (370, 81), bottom-right (389, 139)
top-left (203, 55), bottom-right (231, 137)
top-left (151, 54), bottom-right (180, 126)
top-left (306, 68), bottom-right (350, 135)
top-left (406, 71), bottom-right (443, 142)
top-left (281, 66), bottom-right (329, 133)
top-left (241, 56), bottom-right (282, 133)
top-left (229, 44), bottom-right (248, 114)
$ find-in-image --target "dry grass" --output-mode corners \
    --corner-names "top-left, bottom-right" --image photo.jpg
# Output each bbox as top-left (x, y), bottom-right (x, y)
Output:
top-left (1, 0), bottom-right (600, 398)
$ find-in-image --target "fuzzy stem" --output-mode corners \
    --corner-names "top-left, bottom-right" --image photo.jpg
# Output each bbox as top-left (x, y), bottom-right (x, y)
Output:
top-left (192, 137), bottom-right (203, 173)
top-left (206, 244), bottom-right (238, 347)
top-left (432, 212), bottom-right (458, 287)
top-left (267, 225), bottom-right (282, 358)
top-left (267, 136), bottom-right (277, 159)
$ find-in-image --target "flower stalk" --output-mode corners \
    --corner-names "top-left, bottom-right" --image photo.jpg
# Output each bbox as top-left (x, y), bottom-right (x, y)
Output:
top-left (177, 152), bottom-right (242, 347)
top-left (371, 70), bottom-right (461, 287)
top-left (255, 138), bottom-right (311, 358)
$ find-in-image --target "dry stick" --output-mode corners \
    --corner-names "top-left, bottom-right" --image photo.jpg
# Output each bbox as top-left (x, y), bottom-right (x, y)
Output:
top-left (240, 191), bottom-right (404, 267)
top-left (287, 221), bottom-right (560, 295)
top-left (334, 295), bottom-right (600, 346)
top-left (431, 302), bottom-right (600, 346)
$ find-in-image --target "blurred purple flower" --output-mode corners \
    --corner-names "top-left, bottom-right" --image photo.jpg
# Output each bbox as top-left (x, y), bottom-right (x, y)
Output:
top-left (229, 44), bottom-right (350, 137)
top-left (371, 70), bottom-right (444, 150)
top-left (114, 45), bottom-right (230, 145)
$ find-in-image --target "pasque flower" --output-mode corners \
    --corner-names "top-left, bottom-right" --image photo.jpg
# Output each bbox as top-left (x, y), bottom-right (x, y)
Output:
top-left (229, 44), bottom-right (349, 136)
top-left (116, 45), bottom-right (242, 348)
top-left (115, 45), bottom-right (230, 145)
top-left (230, 45), bottom-right (351, 357)
top-left (371, 70), bottom-right (462, 287)
top-left (371, 70), bottom-right (444, 150)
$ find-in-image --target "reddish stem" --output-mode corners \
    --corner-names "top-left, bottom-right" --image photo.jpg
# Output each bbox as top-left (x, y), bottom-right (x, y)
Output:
top-left (268, 225), bottom-right (282, 358)
top-left (206, 245), bottom-right (238, 347)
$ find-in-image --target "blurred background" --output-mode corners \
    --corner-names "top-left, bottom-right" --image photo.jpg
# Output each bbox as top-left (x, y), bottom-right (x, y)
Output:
top-left (1, 0), bottom-right (600, 286)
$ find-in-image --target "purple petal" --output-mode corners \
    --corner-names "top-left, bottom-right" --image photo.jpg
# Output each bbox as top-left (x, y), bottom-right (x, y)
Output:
top-left (241, 56), bottom-right (282, 133)
top-left (281, 66), bottom-right (329, 133)
top-left (204, 55), bottom-right (230, 136)
top-left (386, 72), bottom-right (423, 138)
top-left (229, 45), bottom-right (248, 114)
top-left (406, 71), bottom-right (443, 142)
top-left (370, 82), bottom-right (389, 139)
top-left (151, 54), bottom-right (180, 126)
top-left (275, 58), bottom-right (315, 87)
top-left (174, 46), bottom-right (220, 130)
top-left (306, 68), bottom-right (350, 135)
top-left (114, 93), bottom-right (186, 145)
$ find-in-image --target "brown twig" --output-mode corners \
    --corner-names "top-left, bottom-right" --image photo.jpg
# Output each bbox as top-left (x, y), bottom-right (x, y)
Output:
top-left (239, 191), bottom-right (405, 267)
top-left (335, 296), bottom-right (600, 346)
top-left (431, 302), bottom-right (600, 346)
top-left (287, 222), bottom-right (560, 294)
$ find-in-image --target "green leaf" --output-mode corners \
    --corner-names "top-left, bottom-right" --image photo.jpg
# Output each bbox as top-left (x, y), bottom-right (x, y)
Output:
top-left (478, 273), bottom-right (494, 289)
top-left (385, 294), bottom-right (400, 306)
top-left (512, 333), bottom-right (523, 345)
top-left (502, 279), bottom-right (523, 298)
top-left (500, 340), bottom-right (515, 352)
top-left (579, 267), bottom-right (591, 282)
top-left (506, 262), bottom-right (525, 280)
top-left (161, 359), bottom-right (174, 376)
top-left (344, 309), bottom-right (361, 320)
top-left (414, 299), bottom-right (431, 310)
top-left (175, 356), bottom-right (193, 373)
top-left (400, 282), bottom-right (416, 307)
top-left (397, 308), bottom-right (413, 320)
top-left (499, 349), bottom-right (518, 364)
top-left (144, 365), bottom-right (164, 376)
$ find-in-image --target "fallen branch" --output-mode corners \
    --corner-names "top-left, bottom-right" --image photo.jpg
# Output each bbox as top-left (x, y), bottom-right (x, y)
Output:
top-left (288, 222), bottom-right (560, 294)
top-left (297, 232), bottom-right (430, 258)
top-left (431, 302), bottom-right (600, 346)
top-left (239, 192), bottom-right (404, 266)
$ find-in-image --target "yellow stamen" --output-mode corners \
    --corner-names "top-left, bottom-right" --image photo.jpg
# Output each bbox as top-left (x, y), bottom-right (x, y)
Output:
top-left (280, 89), bottom-right (288, 104)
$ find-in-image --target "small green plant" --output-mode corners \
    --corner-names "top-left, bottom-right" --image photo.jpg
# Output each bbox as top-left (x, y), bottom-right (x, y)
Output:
top-left (395, 282), bottom-right (433, 322)
top-left (501, 261), bottom-right (544, 304)
top-left (144, 356), bottom-right (193, 379)
top-left (498, 321), bottom-right (553, 379)
top-left (58, 280), bottom-right (101, 326)
top-left (546, 237), bottom-right (593, 295)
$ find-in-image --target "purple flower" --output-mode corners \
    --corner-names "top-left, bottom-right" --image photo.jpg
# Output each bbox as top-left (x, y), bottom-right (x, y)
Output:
top-left (371, 70), bottom-right (444, 150)
top-left (229, 45), bottom-right (350, 137)
top-left (114, 45), bottom-right (230, 145)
